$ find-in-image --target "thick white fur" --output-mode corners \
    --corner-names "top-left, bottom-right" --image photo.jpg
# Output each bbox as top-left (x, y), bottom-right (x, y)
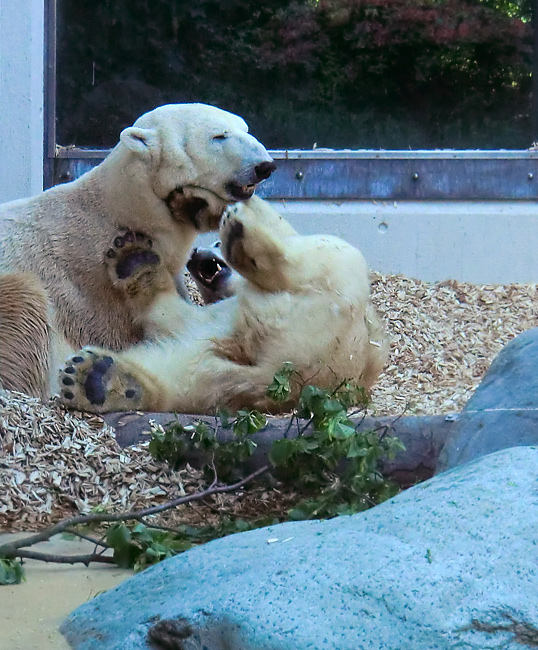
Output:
top-left (0, 103), bottom-right (273, 397)
top-left (60, 197), bottom-right (389, 414)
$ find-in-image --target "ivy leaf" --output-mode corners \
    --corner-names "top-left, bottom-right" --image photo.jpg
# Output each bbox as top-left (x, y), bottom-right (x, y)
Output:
top-left (269, 438), bottom-right (298, 466)
top-left (267, 362), bottom-right (295, 402)
top-left (322, 399), bottom-right (345, 415)
top-left (295, 436), bottom-right (320, 452)
top-left (106, 524), bottom-right (141, 569)
top-left (131, 523), bottom-right (155, 545)
top-left (385, 437), bottom-right (406, 459)
top-left (113, 544), bottom-right (142, 570)
top-left (325, 415), bottom-right (355, 440)
top-left (299, 385), bottom-right (328, 417)
top-left (347, 436), bottom-right (368, 458)
top-left (217, 409), bottom-right (233, 429)
top-left (106, 523), bottom-right (132, 550)
top-left (233, 410), bottom-right (267, 437)
top-left (0, 558), bottom-right (25, 585)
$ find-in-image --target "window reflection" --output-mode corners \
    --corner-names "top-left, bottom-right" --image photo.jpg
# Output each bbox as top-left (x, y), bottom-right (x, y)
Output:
top-left (56, 0), bottom-right (533, 149)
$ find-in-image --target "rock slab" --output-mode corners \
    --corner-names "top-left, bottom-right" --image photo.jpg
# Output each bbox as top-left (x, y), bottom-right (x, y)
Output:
top-left (437, 327), bottom-right (538, 473)
top-left (62, 446), bottom-right (538, 650)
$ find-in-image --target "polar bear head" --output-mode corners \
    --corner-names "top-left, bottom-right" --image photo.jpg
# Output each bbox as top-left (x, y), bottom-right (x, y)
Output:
top-left (119, 103), bottom-right (276, 231)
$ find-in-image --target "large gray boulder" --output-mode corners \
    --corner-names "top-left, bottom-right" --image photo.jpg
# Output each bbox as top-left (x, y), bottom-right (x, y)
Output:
top-left (62, 446), bottom-right (538, 650)
top-left (436, 327), bottom-right (538, 473)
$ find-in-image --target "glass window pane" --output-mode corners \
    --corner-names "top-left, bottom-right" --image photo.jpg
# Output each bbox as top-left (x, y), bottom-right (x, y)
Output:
top-left (56, 0), bottom-right (533, 149)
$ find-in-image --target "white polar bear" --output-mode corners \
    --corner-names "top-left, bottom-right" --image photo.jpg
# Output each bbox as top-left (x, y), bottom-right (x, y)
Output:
top-left (59, 197), bottom-right (389, 415)
top-left (0, 104), bottom-right (275, 398)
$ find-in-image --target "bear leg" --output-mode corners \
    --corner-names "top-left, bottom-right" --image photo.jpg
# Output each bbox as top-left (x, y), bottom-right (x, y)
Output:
top-left (0, 273), bottom-right (51, 398)
top-left (59, 347), bottom-right (170, 413)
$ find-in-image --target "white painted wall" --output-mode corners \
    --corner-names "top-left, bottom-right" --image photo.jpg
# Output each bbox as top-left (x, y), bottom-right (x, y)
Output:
top-left (195, 200), bottom-right (538, 284)
top-left (0, 0), bottom-right (44, 203)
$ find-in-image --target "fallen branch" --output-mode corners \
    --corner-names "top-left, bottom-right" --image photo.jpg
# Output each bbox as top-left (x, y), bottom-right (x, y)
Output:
top-left (0, 465), bottom-right (269, 566)
top-left (106, 411), bottom-right (457, 486)
top-left (9, 550), bottom-right (116, 566)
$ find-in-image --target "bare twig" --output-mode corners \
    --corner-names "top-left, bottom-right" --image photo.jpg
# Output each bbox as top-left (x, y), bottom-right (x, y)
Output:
top-left (0, 465), bottom-right (269, 565)
top-left (282, 411), bottom-right (298, 439)
top-left (298, 415), bottom-right (316, 437)
top-left (12, 550), bottom-right (116, 566)
top-left (376, 411), bottom-right (406, 441)
top-left (64, 528), bottom-right (109, 548)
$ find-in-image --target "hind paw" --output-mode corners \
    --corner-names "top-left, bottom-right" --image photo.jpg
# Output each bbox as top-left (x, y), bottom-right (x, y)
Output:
top-left (59, 349), bottom-right (145, 413)
top-left (105, 229), bottom-right (161, 291)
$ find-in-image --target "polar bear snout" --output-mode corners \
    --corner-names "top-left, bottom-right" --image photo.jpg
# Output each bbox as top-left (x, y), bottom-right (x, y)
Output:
top-left (255, 160), bottom-right (277, 181)
top-left (225, 160), bottom-right (277, 201)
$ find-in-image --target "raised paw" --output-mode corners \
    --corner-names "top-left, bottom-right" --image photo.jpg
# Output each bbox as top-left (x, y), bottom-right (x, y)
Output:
top-left (105, 229), bottom-right (161, 289)
top-left (219, 197), bottom-right (297, 292)
top-left (59, 349), bottom-right (145, 413)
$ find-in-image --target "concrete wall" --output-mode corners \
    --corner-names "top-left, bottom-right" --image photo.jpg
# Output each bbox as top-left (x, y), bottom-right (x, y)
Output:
top-left (196, 199), bottom-right (538, 284)
top-left (0, 0), bottom-right (44, 204)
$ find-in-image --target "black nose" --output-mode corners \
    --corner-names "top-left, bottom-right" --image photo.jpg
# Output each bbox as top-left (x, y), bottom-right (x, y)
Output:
top-left (254, 160), bottom-right (277, 181)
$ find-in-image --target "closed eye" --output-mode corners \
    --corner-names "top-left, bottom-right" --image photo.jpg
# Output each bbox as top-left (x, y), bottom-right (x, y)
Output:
top-left (213, 133), bottom-right (228, 141)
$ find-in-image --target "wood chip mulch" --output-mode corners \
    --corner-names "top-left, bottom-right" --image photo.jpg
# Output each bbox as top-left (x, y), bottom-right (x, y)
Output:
top-left (0, 390), bottom-right (294, 532)
top-left (370, 273), bottom-right (538, 416)
top-left (1, 272), bottom-right (537, 531)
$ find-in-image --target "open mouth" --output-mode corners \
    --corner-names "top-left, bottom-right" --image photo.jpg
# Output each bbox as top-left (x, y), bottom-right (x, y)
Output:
top-left (187, 254), bottom-right (231, 287)
top-left (225, 181), bottom-right (256, 201)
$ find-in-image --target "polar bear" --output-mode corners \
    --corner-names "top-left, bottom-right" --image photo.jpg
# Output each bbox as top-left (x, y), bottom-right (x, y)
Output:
top-left (0, 103), bottom-right (275, 399)
top-left (58, 197), bottom-right (389, 415)
top-left (187, 241), bottom-right (241, 304)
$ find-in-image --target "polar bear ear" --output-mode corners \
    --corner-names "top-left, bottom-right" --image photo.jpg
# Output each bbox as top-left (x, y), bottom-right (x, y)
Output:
top-left (119, 127), bottom-right (159, 157)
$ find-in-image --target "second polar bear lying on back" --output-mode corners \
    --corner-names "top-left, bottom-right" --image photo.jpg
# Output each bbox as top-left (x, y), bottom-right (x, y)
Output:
top-left (59, 197), bottom-right (388, 414)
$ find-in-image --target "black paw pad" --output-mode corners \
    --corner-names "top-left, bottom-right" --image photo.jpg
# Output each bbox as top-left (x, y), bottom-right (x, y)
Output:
top-left (83, 356), bottom-right (114, 406)
top-left (108, 229), bottom-right (159, 281)
top-left (116, 250), bottom-right (160, 280)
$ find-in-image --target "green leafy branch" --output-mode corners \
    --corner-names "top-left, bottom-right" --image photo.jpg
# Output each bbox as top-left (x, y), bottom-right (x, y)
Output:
top-left (148, 364), bottom-right (405, 523)
top-left (1, 364), bottom-right (404, 583)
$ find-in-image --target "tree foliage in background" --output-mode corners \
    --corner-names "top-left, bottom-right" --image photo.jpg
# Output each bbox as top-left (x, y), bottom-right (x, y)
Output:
top-left (57, 0), bottom-right (532, 148)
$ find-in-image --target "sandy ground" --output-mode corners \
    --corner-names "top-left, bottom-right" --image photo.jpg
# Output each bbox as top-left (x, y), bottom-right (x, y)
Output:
top-left (0, 534), bottom-right (132, 650)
